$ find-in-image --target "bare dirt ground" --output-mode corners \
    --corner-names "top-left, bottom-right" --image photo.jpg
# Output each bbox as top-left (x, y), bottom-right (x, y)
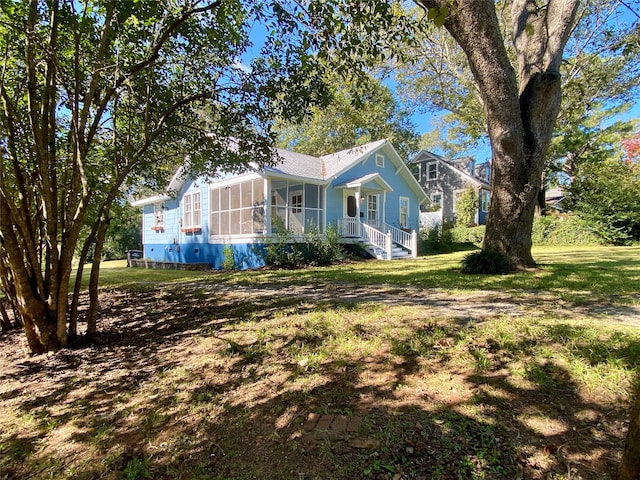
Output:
top-left (0, 280), bottom-right (638, 480)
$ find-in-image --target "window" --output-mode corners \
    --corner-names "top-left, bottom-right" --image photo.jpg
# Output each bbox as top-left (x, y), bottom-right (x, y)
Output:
top-left (183, 192), bottom-right (201, 231)
top-left (410, 163), bottom-right (420, 180)
top-left (291, 193), bottom-right (302, 214)
top-left (399, 197), bottom-right (409, 228)
top-left (430, 193), bottom-right (442, 209)
top-left (480, 190), bottom-right (490, 212)
top-left (376, 154), bottom-right (385, 168)
top-left (427, 162), bottom-right (438, 180)
top-left (367, 194), bottom-right (378, 226)
top-left (152, 204), bottom-right (164, 230)
top-left (210, 179), bottom-right (265, 236)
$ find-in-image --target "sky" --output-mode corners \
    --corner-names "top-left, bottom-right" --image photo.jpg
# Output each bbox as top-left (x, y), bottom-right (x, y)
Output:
top-left (244, 3), bottom-right (640, 163)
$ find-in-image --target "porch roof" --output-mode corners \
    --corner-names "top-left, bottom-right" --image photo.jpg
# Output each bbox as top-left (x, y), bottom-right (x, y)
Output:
top-left (333, 172), bottom-right (393, 192)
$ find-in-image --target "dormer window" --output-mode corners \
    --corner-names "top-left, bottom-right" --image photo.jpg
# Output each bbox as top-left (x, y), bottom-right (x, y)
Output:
top-left (376, 154), bottom-right (384, 168)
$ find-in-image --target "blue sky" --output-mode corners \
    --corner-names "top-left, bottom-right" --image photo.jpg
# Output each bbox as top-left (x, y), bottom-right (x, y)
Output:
top-left (244, 4), bottom-right (639, 162)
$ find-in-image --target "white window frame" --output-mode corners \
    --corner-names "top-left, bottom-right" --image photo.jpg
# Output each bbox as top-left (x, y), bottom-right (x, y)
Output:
top-left (375, 153), bottom-right (385, 168)
top-left (153, 203), bottom-right (164, 228)
top-left (399, 196), bottom-right (409, 228)
top-left (480, 190), bottom-right (490, 213)
top-left (367, 194), bottom-right (378, 226)
top-left (430, 193), bottom-right (442, 209)
top-left (427, 161), bottom-right (438, 180)
top-left (290, 193), bottom-right (303, 214)
top-left (183, 191), bottom-right (201, 229)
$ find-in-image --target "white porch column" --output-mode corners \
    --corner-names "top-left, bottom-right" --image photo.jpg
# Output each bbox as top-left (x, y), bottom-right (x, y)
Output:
top-left (411, 230), bottom-right (418, 258)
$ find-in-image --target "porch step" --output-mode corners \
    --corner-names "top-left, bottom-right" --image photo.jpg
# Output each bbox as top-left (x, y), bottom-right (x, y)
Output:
top-left (363, 244), bottom-right (411, 260)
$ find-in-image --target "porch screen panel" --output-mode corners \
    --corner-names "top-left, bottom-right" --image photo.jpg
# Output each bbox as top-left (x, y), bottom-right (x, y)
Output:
top-left (305, 210), bottom-right (321, 231)
top-left (269, 181), bottom-right (324, 234)
top-left (304, 184), bottom-right (322, 231)
top-left (211, 212), bottom-right (220, 235)
top-left (271, 180), bottom-right (287, 231)
top-left (253, 179), bottom-right (265, 233)
top-left (220, 211), bottom-right (230, 235)
top-left (288, 183), bottom-right (303, 234)
top-left (210, 178), bottom-right (266, 237)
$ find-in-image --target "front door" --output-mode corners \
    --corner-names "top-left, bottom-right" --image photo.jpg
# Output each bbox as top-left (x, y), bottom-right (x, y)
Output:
top-left (342, 190), bottom-right (359, 236)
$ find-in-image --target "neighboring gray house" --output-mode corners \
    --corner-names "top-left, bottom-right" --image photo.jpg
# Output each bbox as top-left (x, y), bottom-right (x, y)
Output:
top-left (409, 150), bottom-right (491, 227)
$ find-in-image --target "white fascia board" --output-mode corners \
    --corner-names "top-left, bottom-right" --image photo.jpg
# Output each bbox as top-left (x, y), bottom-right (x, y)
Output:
top-left (131, 195), bottom-right (172, 207)
top-left (265, 171), bottom-right (327, 185)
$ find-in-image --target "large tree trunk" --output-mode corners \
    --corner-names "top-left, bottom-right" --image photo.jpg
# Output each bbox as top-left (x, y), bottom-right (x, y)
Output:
top-left (619, 387), bottom-right (640, 480)
top-left (416, 0), bottom-right (578, 269)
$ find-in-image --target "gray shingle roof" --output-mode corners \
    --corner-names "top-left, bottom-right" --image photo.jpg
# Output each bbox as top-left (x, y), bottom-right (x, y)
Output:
top-left (265, 139), bottom-right (388, 181)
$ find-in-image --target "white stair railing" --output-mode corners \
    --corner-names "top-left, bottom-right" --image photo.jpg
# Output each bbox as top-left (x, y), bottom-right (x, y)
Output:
top-left (361, 222), bottom-right (392, 258)
top-left (384, 223), bottom-right (418, 258)
top-left (339, 219), bottom-right (415, 259)
top-left (338, 218), bottom-right (360, 237)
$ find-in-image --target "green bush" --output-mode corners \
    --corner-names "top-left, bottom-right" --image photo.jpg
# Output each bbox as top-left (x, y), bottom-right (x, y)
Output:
top-left (305, 225), bottom-right (345, 266)
top-left (460, 250), bottom-right (513, 274)
top-left (264, 220), bottom-right (344, 268)
top-left (450, 225), bottom-right (485, 245)
top-left (419, 223), bottom-right (455, 254)
top-left (532, 214), bottom-right (605, 246)
top-left (222, 244), bottom-right (235, 270)
top-left (455, 186), bottom-right (479, 227)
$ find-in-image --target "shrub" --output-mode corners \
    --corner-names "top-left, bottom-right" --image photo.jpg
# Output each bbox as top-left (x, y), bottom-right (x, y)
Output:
top-left (460, 250), bottom-right (513, 274)
top-left (532, 213), bottom-right (605, 246)
top-left (222, 244), bottom-right (235, 270)
top-left (450, 225), bottom-right (485, 246)
top-left (305, 225), bottom-right (344, 266)
top-left (264, 220), bottom-right (344, 268)
top-left (455, 186), bottom-right (479, 227)
top-left (419, 223), bottom-right (455, 254)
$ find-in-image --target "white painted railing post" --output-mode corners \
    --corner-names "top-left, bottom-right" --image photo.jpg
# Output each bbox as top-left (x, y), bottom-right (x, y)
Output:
top-left (386, 230), bottom-right (393, 260)
top-left (411, 229), bottom-right (418, 258)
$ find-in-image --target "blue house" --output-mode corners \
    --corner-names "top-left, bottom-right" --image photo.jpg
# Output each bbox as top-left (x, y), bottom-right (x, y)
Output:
top-left (132, 139), bottom-right (427, 269)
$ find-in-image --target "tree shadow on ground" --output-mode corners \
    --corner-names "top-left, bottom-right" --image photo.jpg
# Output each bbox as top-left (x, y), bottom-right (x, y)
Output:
top-left (0, 282), bottom-right (636, 479)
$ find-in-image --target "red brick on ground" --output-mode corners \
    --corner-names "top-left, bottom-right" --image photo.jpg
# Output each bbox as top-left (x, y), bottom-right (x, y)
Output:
top-left (332, 415), bottom-right (348, 433)
top-left (304, 412), bottom-right (320, 432)
top-left (346, 416), bottom-right (362, 433)
top-left (315, 414), bottom-right (335, 431)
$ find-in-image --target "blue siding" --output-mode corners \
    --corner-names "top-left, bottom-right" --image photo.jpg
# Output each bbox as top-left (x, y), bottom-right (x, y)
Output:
top-left (138, 143), bottom-right (424, 270)
top-left (327, 147), bottom-right (421, 232)
top-left (143, 242), bottom-right (266, 270)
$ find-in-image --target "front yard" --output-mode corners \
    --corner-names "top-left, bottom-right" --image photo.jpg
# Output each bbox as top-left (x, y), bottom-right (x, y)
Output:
top-left (1, 246), bottom-right (639, 479)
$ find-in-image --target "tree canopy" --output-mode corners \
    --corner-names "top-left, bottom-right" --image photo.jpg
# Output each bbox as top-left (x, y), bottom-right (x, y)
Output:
top-left (276, 74), bottom-right (419, 158)
top-left (396, 1), bottom-right (640, 173)
top-left (0, 0), bottom-right (333, 353)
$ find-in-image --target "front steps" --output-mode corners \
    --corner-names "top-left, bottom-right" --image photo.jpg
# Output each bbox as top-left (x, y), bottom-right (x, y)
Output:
top-left (363, 243), bottom-right (412, 260)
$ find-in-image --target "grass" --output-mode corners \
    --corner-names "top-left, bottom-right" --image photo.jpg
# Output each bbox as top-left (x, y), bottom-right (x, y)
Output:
top-left (94, 246), bottom-right (640, 303)
top-left (1, 246), bottom-right (639, 479)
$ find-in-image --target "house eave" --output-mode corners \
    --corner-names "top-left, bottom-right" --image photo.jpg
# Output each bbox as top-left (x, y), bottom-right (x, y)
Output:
top-left (131, 194), bottom-right (171, 207)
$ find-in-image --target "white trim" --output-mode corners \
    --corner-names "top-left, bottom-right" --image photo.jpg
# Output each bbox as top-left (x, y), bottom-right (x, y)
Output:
top-left (375, 153), bottom-right (384, 168)
top-left (426, 161), bottom-right (438, 181)
top-left (131, 194), bottom-right (171, 207)
top-left (399, 196), bottom-right (410, 228)
top-left (480, 189), bottom-right (490, 213)
top-left (452, 189), bottom-right (465, 213)
top-left (182, 191), bottom-right (202, 229)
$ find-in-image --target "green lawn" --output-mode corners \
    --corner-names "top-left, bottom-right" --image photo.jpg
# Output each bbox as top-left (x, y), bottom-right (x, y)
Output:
top-left (1, 246), bottom-right (638, 479)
